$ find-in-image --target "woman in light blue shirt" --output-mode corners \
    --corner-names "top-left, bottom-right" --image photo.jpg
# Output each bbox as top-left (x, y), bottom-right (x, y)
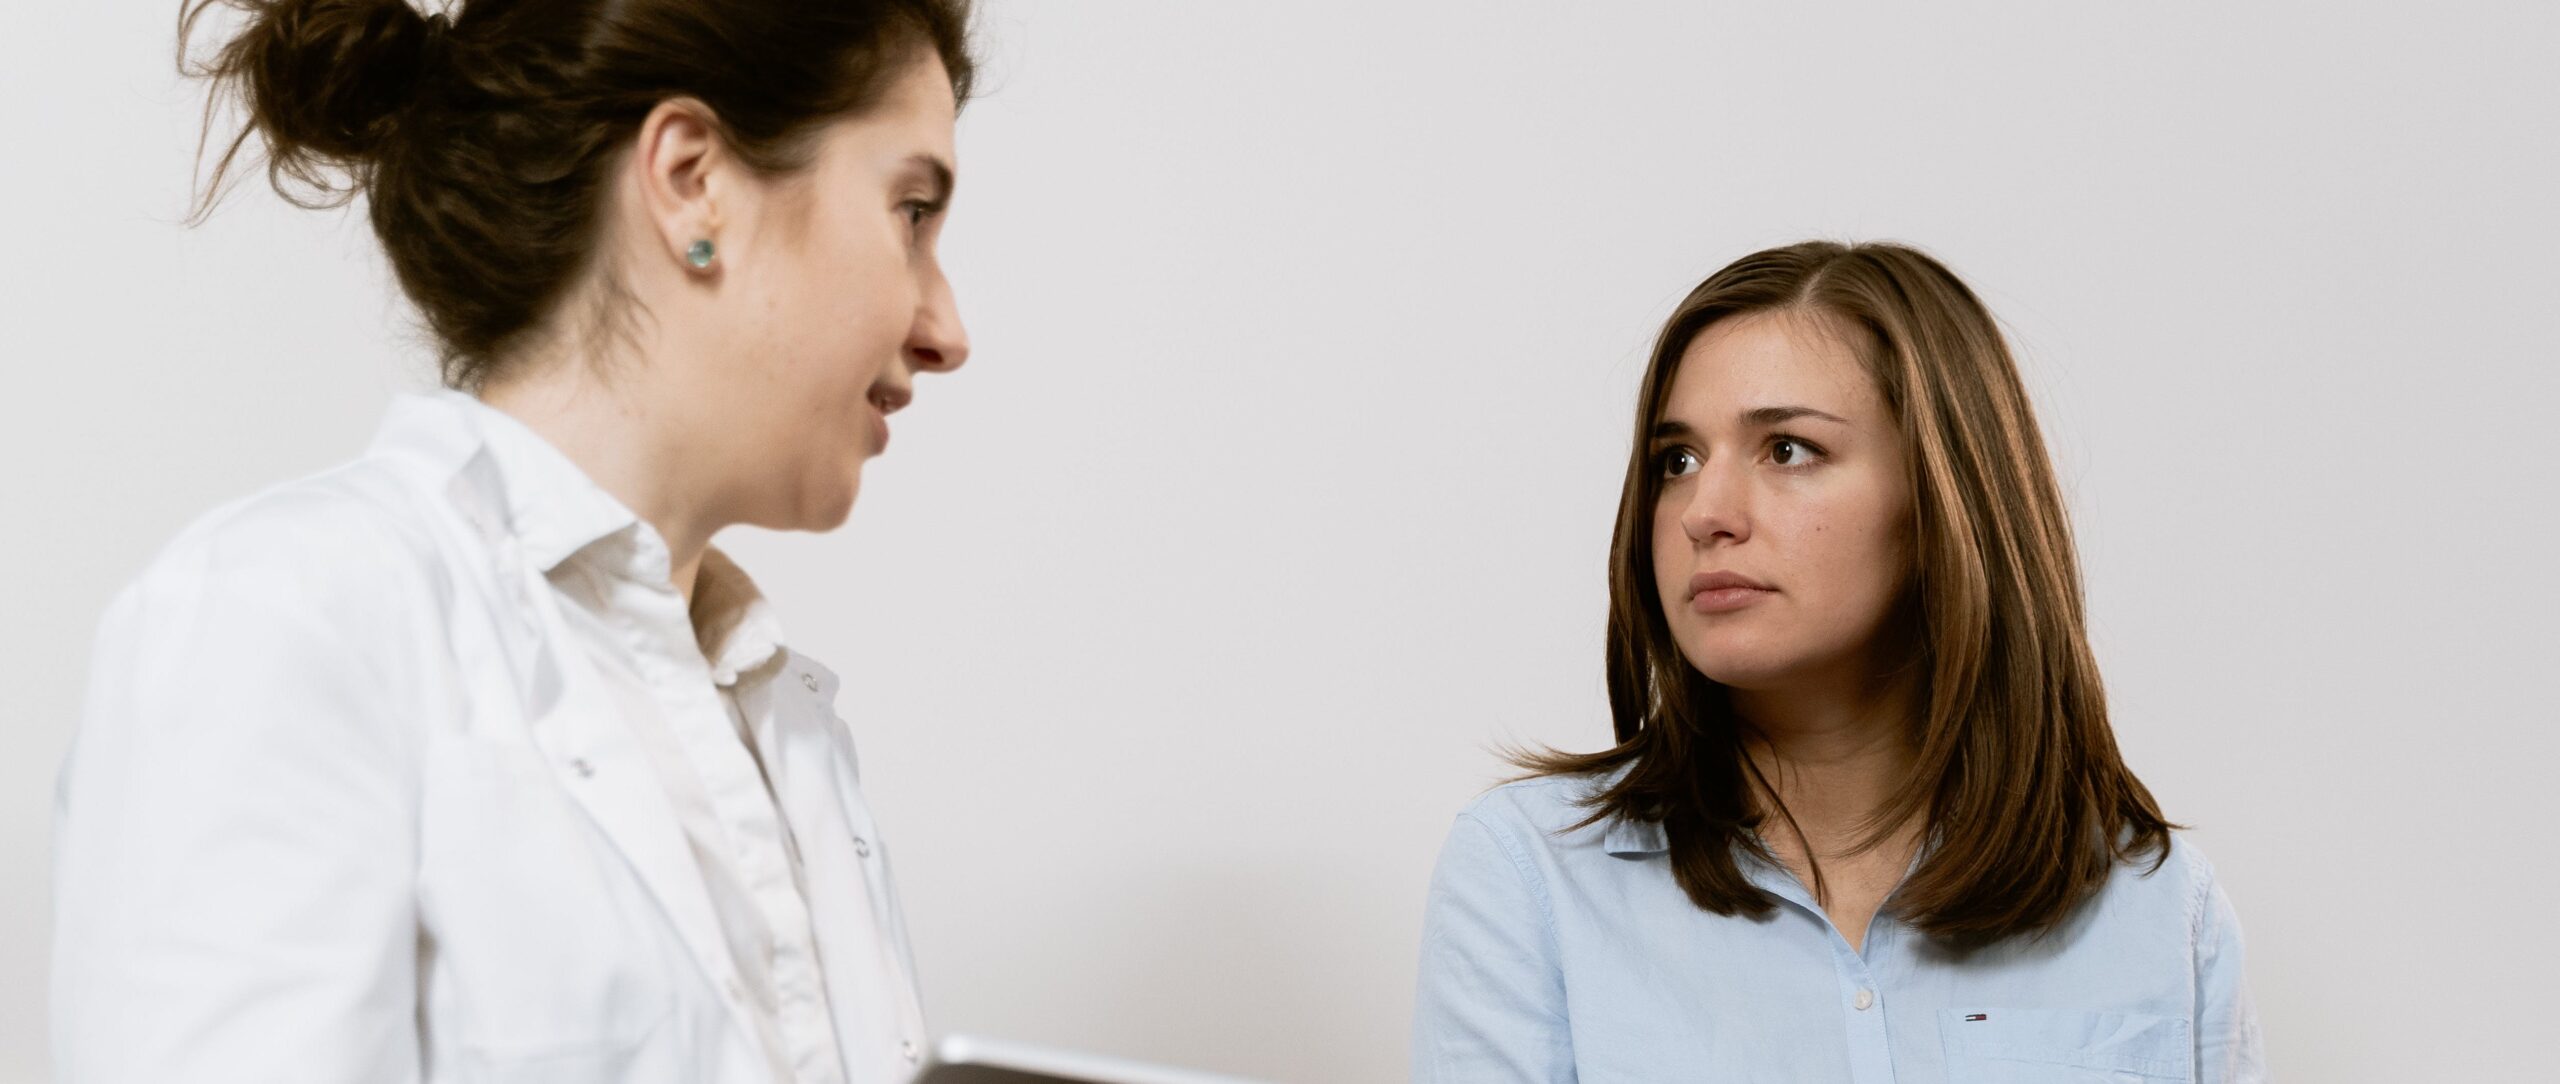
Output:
top-left (1412, 241), bottom-right (2264, 1083)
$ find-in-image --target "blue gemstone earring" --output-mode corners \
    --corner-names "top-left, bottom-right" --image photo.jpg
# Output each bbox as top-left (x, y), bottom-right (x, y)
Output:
top-left (686, 239), bottom-right (716, 269)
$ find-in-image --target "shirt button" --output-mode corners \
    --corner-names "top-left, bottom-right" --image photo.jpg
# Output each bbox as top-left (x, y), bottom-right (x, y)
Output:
top-left (801, 672), bottom-right (821, 692)
top-left (569, 758), bottom-right (596, 779)
top-left (724, 977), bottom-right (744, 1001)
top-left (853, 837), bottom-right (872, 858)
top-left (901, 1039), bottom-right (919, 1064)
top-left (1854, 988), bottom-right (1875, 1011)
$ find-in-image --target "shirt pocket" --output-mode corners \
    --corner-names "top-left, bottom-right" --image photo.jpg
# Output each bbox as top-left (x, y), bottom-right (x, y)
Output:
top-left (1939, 1007), bottom-right (2194, 1083)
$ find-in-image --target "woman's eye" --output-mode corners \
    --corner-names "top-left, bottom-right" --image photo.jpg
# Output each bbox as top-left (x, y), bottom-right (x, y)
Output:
top-left (899, 199), bottom-right (943, 233)
top-left (1657, 447), bottom-right (1702, 479)
top-left (1769, 437), bottom-right (1820, 466)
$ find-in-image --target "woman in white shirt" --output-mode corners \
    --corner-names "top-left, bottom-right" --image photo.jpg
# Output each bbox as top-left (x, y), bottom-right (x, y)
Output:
top-left (53, 1), bottom-right (977, 1081)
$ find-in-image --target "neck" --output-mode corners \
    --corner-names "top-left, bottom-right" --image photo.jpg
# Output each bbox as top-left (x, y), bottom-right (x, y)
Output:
top-left (476, 358), bottom-right (718, 603)
top-left (1728, 663), bottom-right (1920, 854)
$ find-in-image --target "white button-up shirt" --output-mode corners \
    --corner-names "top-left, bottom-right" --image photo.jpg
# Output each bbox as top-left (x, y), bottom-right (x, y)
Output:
top-left (54, 391), bottom-right (929, 1083)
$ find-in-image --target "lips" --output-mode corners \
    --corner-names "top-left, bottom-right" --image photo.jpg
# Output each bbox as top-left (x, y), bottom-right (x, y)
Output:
top-left (866, 388), bottom-right (909, 454)
top-left (1686, 570), bottom-right (1774, 614)
top-left (1689, 570), bottom-right (1771, 595)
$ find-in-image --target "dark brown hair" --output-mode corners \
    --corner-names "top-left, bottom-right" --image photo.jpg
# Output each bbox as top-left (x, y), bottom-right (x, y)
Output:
top-left (180, 0), bottom-right (975, 389)
top-left (1517, 240), bottom-right (2172, 943)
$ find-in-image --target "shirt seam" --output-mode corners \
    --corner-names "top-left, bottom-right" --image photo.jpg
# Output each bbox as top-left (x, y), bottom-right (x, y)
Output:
top-left (2181, 838), bottom-right (2213, 947)
top-left (1459, 808), bottom-right (1572, 1031)
top-left (1422, 809), bottom-right (1571, 1078)
top-left (1460, 808), bottom-right (1562, 943)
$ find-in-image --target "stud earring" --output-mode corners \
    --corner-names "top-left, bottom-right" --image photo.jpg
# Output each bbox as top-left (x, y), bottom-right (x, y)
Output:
top-left (686, 239), bottom-right (717, 269)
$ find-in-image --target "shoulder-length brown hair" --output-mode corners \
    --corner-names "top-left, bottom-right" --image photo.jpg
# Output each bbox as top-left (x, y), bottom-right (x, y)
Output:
top-left (1518, 240), bottom-right (2171, 943)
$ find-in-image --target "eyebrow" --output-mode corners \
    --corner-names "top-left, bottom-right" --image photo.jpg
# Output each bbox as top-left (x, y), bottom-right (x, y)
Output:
top-left (1741, 405), bottom-right (1848, 427)
top-left (1651, 405), bottom-right (1850, 440)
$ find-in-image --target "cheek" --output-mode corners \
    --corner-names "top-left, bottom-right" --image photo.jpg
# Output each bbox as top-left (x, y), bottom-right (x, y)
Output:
top-left (778, 278), bottom-right (904, 398)
top-left (1791, 489), bottom-right (1911, 622)
top-left (1650, 499), bottom-right (1689, 607)
top-left (777, 207), bottom-right (912, 344)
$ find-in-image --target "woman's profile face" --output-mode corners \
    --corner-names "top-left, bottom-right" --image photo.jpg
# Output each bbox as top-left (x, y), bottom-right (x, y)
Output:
top-left (1648, 309), bottom-right (1914, 694)
top-left (694, 54), bottom-right (971, 533)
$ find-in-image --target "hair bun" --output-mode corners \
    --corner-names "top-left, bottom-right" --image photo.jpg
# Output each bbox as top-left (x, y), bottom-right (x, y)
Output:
top-left (189, 0), bottom-right (447, 168)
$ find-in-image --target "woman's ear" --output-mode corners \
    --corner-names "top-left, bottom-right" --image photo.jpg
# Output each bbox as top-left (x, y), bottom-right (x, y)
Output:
top-left (631, 98), bottom-right (729, 272)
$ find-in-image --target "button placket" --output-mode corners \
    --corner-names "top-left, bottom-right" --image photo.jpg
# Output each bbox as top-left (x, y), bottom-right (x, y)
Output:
top-left (1834, 936), bottom-right (1895, 1084)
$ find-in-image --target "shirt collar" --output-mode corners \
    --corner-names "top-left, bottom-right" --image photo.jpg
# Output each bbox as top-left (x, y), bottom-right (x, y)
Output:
top-left (691, 547), bottom-right (788, 687)
top-left (1601, 816), bottom-right (1668, 857)
top-left (1597, 812), bottom-right (1819, 913)
top-left (371, 391), bottom-right (793, 684)
top-left (446, 391), bottom-right (653, 575)
top-left (1581, 764), bottom-right (1668, 857)
top-left (1597, 806), bottom-right (1938, 919)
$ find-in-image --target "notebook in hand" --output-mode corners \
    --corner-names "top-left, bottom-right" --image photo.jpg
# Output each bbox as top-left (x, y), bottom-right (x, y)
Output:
top-left (914, 1034), bottom-right (1274, 1084)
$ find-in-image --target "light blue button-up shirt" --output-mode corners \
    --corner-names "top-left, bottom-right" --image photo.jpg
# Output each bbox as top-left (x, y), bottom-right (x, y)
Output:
top-left (1412, 775), bottom-right (2264, 1083)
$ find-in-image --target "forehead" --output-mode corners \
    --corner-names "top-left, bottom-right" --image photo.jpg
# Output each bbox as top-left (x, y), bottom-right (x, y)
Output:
top-left (815, 53), bottom-right (959, 165)
top-left (1665, 309), bottom-right (1885, 421)
top-left (874, 52), bottom-right (959, 139)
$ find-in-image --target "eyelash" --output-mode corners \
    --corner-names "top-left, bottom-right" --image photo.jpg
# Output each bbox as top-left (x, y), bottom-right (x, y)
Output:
top-left (1653, 435), bottom-right (1827, 478)
top-left (900, 199), bottom-right (945, 233)
top-left (1767, 435), bottom-right (1824, 467)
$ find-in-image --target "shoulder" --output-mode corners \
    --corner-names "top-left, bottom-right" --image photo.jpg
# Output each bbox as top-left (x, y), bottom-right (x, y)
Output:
top-left (2078, 829), bottom-right (2231, 943)
top-left (2115, 831), bottom-right (2218, 897)
top-left (1447, 772), bottom-right (1626, 860)
top-left (111, 457), bottom-right (457, 641)
top-left (1459, 772), bottom-right (1608, 827)
top-left (2154, 831), bottom-right (2232, 932)
top-left (75, 459), bottom-right (472, 758)
top-left (1423, 775), bottom-right (1614, 931)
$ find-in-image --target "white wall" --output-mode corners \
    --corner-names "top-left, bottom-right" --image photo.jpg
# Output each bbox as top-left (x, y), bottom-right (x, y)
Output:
top-left (5, 1), bottom-right (2555, 1080)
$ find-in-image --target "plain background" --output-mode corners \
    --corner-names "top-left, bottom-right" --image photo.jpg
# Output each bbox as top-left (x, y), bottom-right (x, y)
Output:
top-left (4, 1), bottom-right (2555, 1080)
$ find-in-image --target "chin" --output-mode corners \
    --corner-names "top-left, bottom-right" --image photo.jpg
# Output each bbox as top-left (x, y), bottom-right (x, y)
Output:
top-left (1675, 629), bottom-right (1805, 691)
top-left (1691, 661), bottom-right (1795, 692)
top-left (820, 487), bottom-right (860, 530)
top-left (799, 473), bottom-right (861, 532)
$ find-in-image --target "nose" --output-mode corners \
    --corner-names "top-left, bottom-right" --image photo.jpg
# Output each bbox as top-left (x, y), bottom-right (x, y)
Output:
top-left (1678, 458), bottom-right (1749, 546)
top-left (905, 263), bottom-right (969, 373)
